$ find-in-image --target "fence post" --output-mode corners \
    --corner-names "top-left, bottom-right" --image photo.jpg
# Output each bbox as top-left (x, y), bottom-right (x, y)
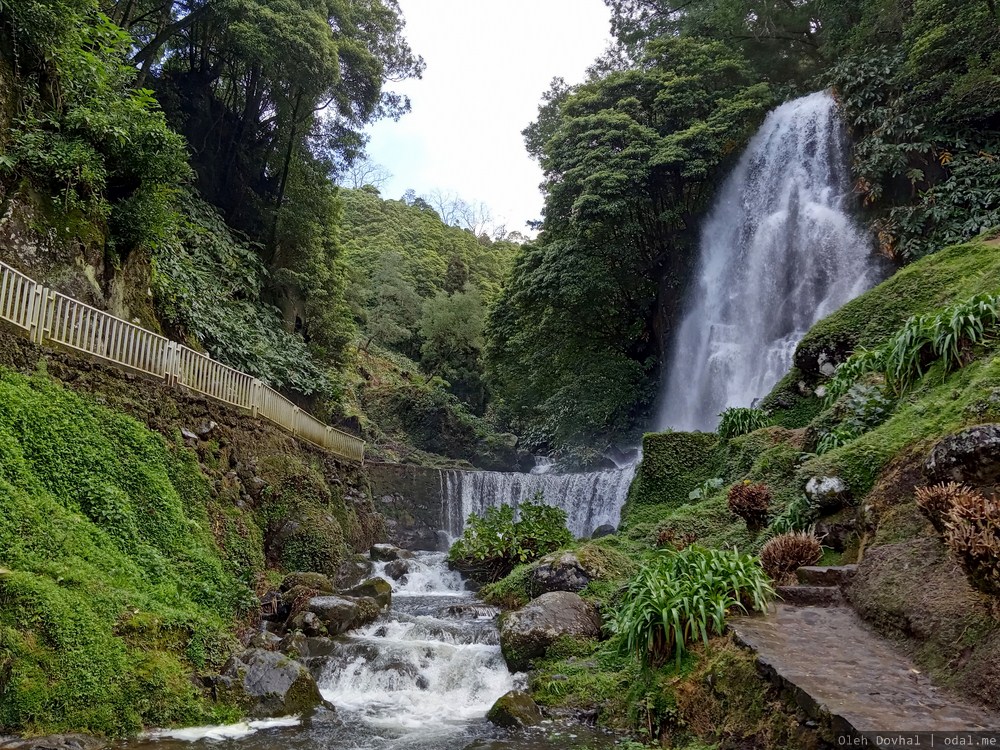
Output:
top-left (291, 406), bottom-right (300, 437)
top-left (29, 286), bottom-right (50, 345)
top-left (163, 342), bottom-right (175, 385)
top-left (250, 379), bottom-right (261, 418)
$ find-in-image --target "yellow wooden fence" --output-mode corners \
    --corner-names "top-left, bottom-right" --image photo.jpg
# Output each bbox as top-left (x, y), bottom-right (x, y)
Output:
top-left (0, 260), bottom-right (364, 462)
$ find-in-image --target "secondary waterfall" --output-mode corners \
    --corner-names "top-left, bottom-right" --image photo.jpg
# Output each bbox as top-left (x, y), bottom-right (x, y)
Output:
top-left (441, 464), bottom-right (637, 539)
top-left (657, 90), bottom-right (881, 432)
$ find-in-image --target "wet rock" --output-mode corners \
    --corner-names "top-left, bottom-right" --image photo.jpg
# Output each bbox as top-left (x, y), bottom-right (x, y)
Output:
top-left (305, 595), bottom-right (381, 635)
top-left (218, 648), bottom-right (325, 718)
top-left (343, 577), bottom-right (392, 608)
top-left (926, 424), bottom-right (1000, 485)
top-left (334, 555), bottom-right (373, 589)
top-left (486, 690), bottom-right (543, 728)
top-left (499, 591), bottom-right (602, 672)
top-left (285, 610), bottom-right (327, 638)
top-left (250, 630), bottom-right (283, 650)
top-left (370, 543), bottom-right (414, 562)
top-left (0, 736), bottom-right (105, 750)
top-left (805, 476), bottom-right (849, 510)
top-left (591, 524), bottom-right (616, 539)
top-left (384, 559), bottom-right (411, 580)
top-left (279, 632), bottom-right (338, 659)
top-left (528, 552), bottom-right (592, 595)
top-left (279, 572), bottom-right (335, 594)
top-left (815, 511), bottom-right (857, 552)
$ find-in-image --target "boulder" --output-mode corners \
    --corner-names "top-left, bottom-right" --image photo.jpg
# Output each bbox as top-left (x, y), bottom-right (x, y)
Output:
top-left (805, 476), bottom-right (849, 511)
top-left (486, 690), bottom-right (543, 728)
top-left (218, 648), bottom-right (325, 718)
top-left (335, 555), bottom-right (373, 590)
top-left (343, 577), bottom-right (393, 608)
top-left (926, 424), bottom-right (1000, 485)
top-left (267, 505), bottom-right (345, 576)
top-left (528, 552), bottom-right (592, 595)
top-left (591, 524), bottom-right (616, 539)
top-left (384, 559), bottom-right (411, 581)
top-left (499, 591), bottom-right (602, 672)
top-left (285, 610), bottom-right (327, 638)
top-left (279, 572), bottom-right (335, 594)
top-left (304, 595), bottom-right (381, 636)
top-left (370, 543), bottom-right (414, 562)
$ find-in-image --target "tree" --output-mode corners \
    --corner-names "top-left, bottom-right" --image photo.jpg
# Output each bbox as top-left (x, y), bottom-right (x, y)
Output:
top-left (363, 254), bottom-right (423, 355)
top-left (420, 286), bottom-right (487, 411)
top-left (338, 156), bottom-right (393, 190)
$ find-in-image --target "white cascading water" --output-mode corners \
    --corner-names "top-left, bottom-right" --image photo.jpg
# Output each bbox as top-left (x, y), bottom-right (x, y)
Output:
top-left (440, 463), bottom-right (637, 539)
top-left (657, 90), bottom-right (881, 432)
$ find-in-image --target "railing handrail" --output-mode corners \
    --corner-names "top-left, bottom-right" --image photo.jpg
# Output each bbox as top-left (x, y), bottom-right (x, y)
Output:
top-left (0, 260), bottom-right (364, 463)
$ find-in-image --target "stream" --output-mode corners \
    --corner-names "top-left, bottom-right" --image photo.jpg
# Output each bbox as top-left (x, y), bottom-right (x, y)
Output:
top-left (129, 552), bottom-right (618, 750)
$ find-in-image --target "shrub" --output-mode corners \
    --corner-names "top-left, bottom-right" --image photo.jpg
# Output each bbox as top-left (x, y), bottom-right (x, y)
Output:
top-left (759, 532), bottom-right (822, 583)
top-left (614, 546), bottom-right (773, 668)
top-left (447, 496), bottom-right (573, 583)
top-left (915, 482), bottom-right (983, 534)
top-left (768, 496), bottom-right (818, 534)
top-left (727, 481), bottom-right (771, 530)
top-left (943, 491), bottom-right (1000, 597)
top-left (718, 407), bottom-right (769, 439)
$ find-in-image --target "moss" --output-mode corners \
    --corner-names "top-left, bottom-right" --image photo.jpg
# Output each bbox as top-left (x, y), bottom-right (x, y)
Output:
top-left (0, 368), bottom-right (249, 737)
top-left (759, 368), bottom-right (823, 428)
top-left (626, 431), bottom-right (722, 511)
top-left (795, 237), bottom-right (1000, 376)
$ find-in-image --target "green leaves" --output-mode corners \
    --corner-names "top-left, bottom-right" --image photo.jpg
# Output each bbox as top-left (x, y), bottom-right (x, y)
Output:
top-left (613, 546), bottom-right (773, 668)
top-left (717, 407), bottom-right (769, 439)
top-left (447, 497), bottom-right (574, 583)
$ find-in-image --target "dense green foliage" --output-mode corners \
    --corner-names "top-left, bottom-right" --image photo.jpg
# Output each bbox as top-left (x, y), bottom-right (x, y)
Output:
top-left (717, 407), bottom-right (770, 439)
top-left (485, 38), bottom-right (773, 456)
top-left (613, 546), bottom-right (773, 667)
top-left (447, 499), bottom-right (573, 582)
top-left (0, 370), bottom-right (251, 736)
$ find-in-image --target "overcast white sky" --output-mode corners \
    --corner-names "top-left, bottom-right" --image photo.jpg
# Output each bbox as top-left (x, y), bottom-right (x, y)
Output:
top-left (364, 0), bottom-right (612, 233)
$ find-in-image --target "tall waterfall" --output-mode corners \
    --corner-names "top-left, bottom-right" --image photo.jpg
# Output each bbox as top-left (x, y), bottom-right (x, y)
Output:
top-left (657, 91), bottom-right (880, 432)
top-left (441, 464), bottom-right (636, 539)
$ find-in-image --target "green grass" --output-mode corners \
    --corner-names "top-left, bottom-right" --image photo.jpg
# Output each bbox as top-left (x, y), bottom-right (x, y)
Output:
top-left (0, 369), bottom-right (252, 736)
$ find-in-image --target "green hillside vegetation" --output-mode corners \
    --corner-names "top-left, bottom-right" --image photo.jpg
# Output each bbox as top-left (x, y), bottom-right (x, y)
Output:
top-left (0, 370), bottom-right (251, 736)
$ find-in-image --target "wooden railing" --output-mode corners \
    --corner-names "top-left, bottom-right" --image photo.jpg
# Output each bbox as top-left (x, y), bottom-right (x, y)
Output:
top-left (0, 260), bottom-right (364, 463)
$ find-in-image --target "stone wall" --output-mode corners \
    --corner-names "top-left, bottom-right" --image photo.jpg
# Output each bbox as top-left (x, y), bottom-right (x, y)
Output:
top-left (368, 462), bottom-right (448, 550)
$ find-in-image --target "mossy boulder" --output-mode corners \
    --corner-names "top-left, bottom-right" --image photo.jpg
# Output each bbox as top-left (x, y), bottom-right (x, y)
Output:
top-left (925, 424), bottom-right (1000, 485)
top-left (268, 503), bottom-right (346, 576)
top-left (499, 592), bottom-right (602, 672)
top-left (627, 431), bottom-right (721, 509)
top-left (486, 690), bottom-right (543, 728)
top-left (343, 577), bottom-right (392, 609)
top-left (217, 648), bottom-right (325, 718)
top-left (279, 572), bottom-right (335, 594)
top-left (303, 595), bottom-right (381, 635)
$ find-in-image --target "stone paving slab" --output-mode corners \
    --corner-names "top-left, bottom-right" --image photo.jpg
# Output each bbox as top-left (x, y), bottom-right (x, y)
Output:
top-left (730, 605), bottom-right (1000, 733)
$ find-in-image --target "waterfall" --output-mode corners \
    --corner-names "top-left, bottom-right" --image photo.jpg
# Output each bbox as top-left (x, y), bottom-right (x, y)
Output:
top-left (657, 90), bottom-right (881, 432)
top-left (441, 464), bottom-right (637, 539)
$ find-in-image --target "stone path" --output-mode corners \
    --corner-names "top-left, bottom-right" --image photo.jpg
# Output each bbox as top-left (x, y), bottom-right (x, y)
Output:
top-left (730, 603), bottom-right (1000, 733)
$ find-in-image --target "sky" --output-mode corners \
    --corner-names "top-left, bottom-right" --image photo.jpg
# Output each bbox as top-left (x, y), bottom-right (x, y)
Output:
top-left (364, 0), bottom-right (612, 234)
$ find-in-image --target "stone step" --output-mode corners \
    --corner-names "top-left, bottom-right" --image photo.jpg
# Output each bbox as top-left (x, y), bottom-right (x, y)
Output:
top-left (730, 605), bottom-right (999, 733)
top-left (776, 584), bottom-right (844, 607)
top-left (796, 565), bottom-right (858, 587)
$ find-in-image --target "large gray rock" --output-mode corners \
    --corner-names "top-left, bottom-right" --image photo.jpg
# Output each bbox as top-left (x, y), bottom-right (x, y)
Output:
top-left (304, 595), bottom-right (381, 636)
top-left (486, 690), bottom-right (543, 728)
top-left (0, 737), bottom-right (105, 750)
top-left (499, 591), bottom-right (602, 672)
top-left (370, 544), bottom-right (414, 562)
top-left (279, 572), bottom-right (335, 594)
top-left (805, 476), bottom-right (849, 510)
top-left (926, 424), bottom-right (1000, 484)
top-left (343, 577), bottom-right (392, 609)
top-left (591, 524), bottom-right (616, 539)
top-left (335, 555), bottom-right (373, 589)
top-left (218, 648), bottom-right (325, 718)
top-left (528, 552), bottom-right (592, 595)
top-left (384, 559), bottom-right (411, 580)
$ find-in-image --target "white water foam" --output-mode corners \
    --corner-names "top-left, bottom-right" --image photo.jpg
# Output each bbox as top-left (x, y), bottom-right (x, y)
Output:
top-left (141, 717), bottom-right (301, 742)
top-left (657, 90), bottom-right (881, 431)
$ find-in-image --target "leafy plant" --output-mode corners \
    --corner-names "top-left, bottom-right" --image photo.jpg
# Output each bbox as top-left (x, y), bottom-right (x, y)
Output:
top-left (717, 407), bottom-right (770, 439)
top-left (726, 481), bottom-right (771, 530)
top-left (447, 496), bottom-right (572, 582)
top-left (768, 496), bottom-right (818, 535)
top-left (688, 477), bottom-right (724, 501)
top-left (758, 532), bottom-right (822, 584)
top-left (943, 489), bottom-right (1000, 597)
top-left (915, 482), bottom-right (982, 534)
top-left (613, 546), bottom-right (773, 668)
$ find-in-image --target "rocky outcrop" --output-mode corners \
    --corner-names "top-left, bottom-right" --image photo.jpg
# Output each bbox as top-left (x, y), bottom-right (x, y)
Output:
top-left (499, 592), bottom-right (602, 672)
top-left (217, 648), bottom-right (326, 718)
top-left (591, 524), bottom-right (616, 539)
top-left (370, 544), bottom-right (414, 562)
top-left (486, 690), bottom-right (543, 728)
top-left (805, 475), bottom-right (849, 510)
top-left (343, 577), bottom-right (392, 609)
top-left (384, 559), bottom-right (411, 580)
top-left (303, 595), bottom-right (382, 636)
top-left (528, 552), bottom-right (592, 595)
top-left (926, 424), bottom-right (1000, 485)
top-left (279, 572), bottom-right (335, 594)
